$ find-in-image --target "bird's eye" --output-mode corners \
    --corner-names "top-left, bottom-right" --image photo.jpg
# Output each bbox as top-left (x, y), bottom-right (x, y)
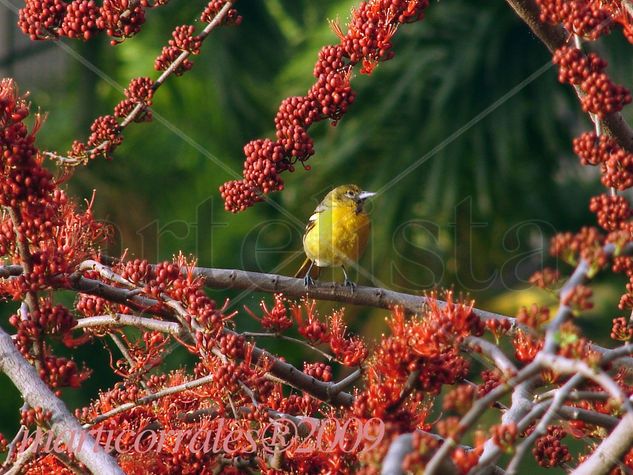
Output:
top-left (346, 190), bottom-right (354, 197)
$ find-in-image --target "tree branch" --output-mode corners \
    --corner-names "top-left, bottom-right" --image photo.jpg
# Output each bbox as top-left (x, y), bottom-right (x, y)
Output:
top-left (66, 272), bottom-right (356, 406)
top-left (572, 412), bottom-right (633, 475)
top-left (75, 313), bottom-right (183, 336)
top-left (381, 432), bottom-right (506, 475)
top-left (0, 326), bottom-right (123, 474)
top-left (425, 362), bottom-right (543, 475)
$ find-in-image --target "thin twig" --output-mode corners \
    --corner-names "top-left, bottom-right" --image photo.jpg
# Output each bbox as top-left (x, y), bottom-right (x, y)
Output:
top-left (242, 332), bottom-right (336, 362)
top-left (464, 336), bottom-right (518, 376)
top-left (84, 374), bottom-right (215, 427)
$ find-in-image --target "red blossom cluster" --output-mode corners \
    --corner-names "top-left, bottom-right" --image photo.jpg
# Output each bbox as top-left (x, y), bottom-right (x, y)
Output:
top-left (0, 78), bottom-right (109, 388)
top-left (220, 0), bottom-right (430, 212)
top-left (0, 80), bottom-right (108, 284)
top-left (354, 296), bottom-right (481, 426)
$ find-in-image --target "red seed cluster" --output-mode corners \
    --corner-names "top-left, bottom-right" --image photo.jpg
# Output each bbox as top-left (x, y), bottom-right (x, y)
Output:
top-left (553, 46), bottom-right (631, 119)
top-left (589, 193), bottom-right (632, 231)
top-left (611, 317), bottom-right (633, 341)
top-left (553, 47), bottom-right (606, 85)
top-left (86, 114), bottom-right (122, 158)
top-left (114, 77), bottom-right (154, 123)
top-left (220, 0), bottom-right (431, 212)
top-left (170, 25), bottom-right (202, 54)
top-left (573, 131), bottom-right (613, 165)
top-left (303, 362), bottom-right (333, 382)
top-left (581, 71), bottom-right (632, 118)
top-left (219, 178), bottom-right (263, 212)
top-left (241, 139), bottom-right (286, 194)
top-left (76, 293), bottom-right (108, 316)
top-left (34, 301), bottom-right (76, 335)
top-left (42, 355), bottom-right (91, 389)
top-left (18, 0), bottom-right (66, 40)
top-left (97, 0), bottom-right (146, 45)
top-left (20, 406), bottom-right (52, 427)
top-left (218, 333), bottom-right (246, 359)
top-left (60, 1), bottom-right (100, 40)
top-left (18, 0), bottom-right (168, 43)
top-left (201, 0), bottom-right (242, 26)
top-left (535, 0), bottom-right (612, 39)
top-left (602, 148), bottom-right (633, 190)
top-left (125, 76), bottom-right (154, 104)
top-left (611, 255), bottom-right (633, 310)
top-left (533, 426), bottom-right (572, 468)
top-left (154, 46), bottom-right (193, 76)
top-left (573, 132), bottom-right (633, 190)
top-left (118, 258), bottom-right (150, 284)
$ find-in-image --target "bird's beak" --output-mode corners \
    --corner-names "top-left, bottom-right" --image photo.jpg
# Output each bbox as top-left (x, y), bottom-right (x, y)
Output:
top-left (358, 191), bottom-right (377, 201)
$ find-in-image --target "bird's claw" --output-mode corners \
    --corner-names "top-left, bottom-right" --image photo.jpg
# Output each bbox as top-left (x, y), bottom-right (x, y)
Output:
top-left (304, 275), bottom-right (315, 289)
top-left (344, 278), bottom-right (356, 293)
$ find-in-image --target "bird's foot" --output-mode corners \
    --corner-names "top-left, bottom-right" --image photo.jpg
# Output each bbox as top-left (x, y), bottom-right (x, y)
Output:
top-left (343, 278), bottom-right (356, 293)
top-left (304, 275), bottom-right (316, 289)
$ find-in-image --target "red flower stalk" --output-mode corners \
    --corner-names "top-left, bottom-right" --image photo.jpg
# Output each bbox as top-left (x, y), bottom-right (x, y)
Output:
top-left (220, 0), bottom-right (431, 212)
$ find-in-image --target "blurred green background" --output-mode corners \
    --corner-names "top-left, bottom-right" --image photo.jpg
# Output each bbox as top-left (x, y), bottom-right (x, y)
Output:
top-left (2, 0), bottom-right (632, 471)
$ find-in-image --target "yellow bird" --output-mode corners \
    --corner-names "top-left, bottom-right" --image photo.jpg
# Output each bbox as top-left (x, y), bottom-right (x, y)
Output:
top-left (295, 184), bottom-right (376, 288)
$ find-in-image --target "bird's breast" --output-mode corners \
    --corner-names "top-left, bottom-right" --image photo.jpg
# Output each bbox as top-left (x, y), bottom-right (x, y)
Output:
top-left (303, 206), bottom-right (370, 267)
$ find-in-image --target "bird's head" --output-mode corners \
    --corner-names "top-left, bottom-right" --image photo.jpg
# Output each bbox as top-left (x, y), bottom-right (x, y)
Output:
top-left (325, 184), bottom-right (376, 210)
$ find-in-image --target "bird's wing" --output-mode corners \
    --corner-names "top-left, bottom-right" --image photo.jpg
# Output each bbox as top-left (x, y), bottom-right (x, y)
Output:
top-left (303, 202), bottom-right (326, 238)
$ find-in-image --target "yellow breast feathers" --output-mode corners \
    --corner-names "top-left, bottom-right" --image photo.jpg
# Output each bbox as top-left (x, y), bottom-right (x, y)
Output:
top-left (296, 184), bottom-right (376, 288)
top-left (303, 204), bottom-right (370, 267)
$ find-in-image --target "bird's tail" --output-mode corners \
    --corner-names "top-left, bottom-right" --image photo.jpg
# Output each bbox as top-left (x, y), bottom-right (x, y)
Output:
top-left (294, 258), bottom-right (320, 280)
